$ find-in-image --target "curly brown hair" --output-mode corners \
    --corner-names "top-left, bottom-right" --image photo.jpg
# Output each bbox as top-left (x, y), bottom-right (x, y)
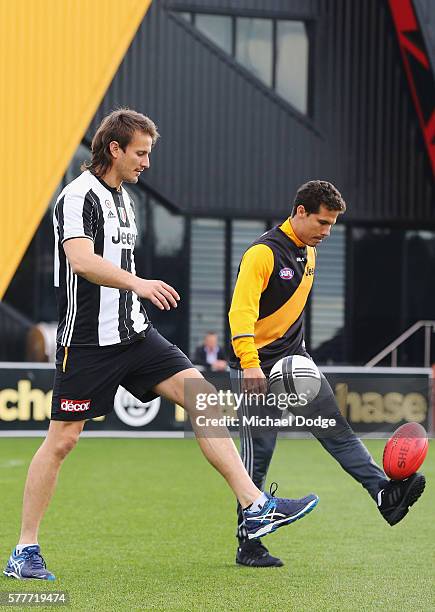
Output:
top-left (82, 108), bottom-right (160, 177)
top-left (291, 180), bottom-right (347, 216)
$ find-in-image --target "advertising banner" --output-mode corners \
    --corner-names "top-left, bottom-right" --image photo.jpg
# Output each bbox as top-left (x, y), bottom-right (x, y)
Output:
top-left (322, 367), bottom-right (432, 435)
top-left (0, 364), bottom-right (183, 433)
top-left (0, 364), bottom-right (432, 436)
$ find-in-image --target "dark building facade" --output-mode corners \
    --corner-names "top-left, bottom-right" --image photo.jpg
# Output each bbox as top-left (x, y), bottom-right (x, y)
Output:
top-left (4, 0), bottom-right (435, 366)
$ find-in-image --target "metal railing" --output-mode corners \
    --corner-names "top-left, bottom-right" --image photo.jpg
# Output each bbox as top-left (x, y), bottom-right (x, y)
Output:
top-left (365, 320), bottom-right (435, 367)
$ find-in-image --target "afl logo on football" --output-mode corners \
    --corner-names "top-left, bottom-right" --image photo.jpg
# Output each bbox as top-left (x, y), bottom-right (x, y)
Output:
top-left (279, 268), bottom-right (294, 280)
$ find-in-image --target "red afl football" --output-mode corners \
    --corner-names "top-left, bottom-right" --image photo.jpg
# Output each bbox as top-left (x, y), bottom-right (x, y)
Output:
top-left (383, 422), bottom-right (429, 480)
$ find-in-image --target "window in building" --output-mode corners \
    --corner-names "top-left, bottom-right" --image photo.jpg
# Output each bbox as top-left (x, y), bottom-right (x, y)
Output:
top-left (180, 11), bottom-right (310, 114)
top-left (179, 12), bottom-right (192, 23)
top-left (123, 183), bottom-right (147, 249)
top-left (310, 225), bottom-right (345, 356)
top-left (405, 231), bottom-right (435, 341)
top-left (196, 14), bottom-right (232, 55)
top-left (276, 21), bottom-right (309, 114)
top-left (236, 18), bottom-right (273, 87)
top-left (190, 218), bottom-right (225, 356)
top-left (153, 203), bottom-right (185, 256)
top-left (148, 198), bottom-right (187, 349)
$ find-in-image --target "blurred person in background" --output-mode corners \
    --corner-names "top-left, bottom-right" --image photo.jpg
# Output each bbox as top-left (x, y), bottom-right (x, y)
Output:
top-left (193, 331), bottom-right (227, 371)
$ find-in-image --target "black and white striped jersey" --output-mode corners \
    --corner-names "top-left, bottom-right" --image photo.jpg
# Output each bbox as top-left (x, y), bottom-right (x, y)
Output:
top-left (53, 170), bottom-right (149, 347)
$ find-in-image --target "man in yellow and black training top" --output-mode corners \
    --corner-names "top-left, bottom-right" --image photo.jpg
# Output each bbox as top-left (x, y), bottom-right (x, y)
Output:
top-left (229, 180), bottom-right (426, 568)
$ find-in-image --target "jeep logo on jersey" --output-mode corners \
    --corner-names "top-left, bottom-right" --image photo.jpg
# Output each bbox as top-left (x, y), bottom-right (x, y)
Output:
top-left (279, 267), bottom-right (294, 280)
top-left (60, 399), bottom-right (91, 412)
top-left (114, 387), bottom-right (161, 427)
top-left (117, 207), bottom-right (127, 223)
top-left (112, 228), bottom-right (137, 246)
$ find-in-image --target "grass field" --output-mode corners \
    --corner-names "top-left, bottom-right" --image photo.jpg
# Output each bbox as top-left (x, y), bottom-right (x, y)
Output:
top-left (0, 437), bottom-right (433, 611)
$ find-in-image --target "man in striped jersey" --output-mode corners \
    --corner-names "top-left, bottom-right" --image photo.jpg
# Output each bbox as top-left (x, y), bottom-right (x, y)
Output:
top-left (229, 180), bottom-right (426, 567)
top-left (4, 109), bottom-right (319, 581)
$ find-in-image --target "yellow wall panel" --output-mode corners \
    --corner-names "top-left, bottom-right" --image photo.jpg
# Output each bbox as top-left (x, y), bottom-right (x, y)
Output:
top-left (0, 0), bottom-right (151, 298)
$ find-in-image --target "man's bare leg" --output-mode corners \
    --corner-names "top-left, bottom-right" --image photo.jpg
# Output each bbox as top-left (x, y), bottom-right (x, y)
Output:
top-left (18, 420), bottom-right (85, 544)
top-left (153, 368), bottom-right (261, 508)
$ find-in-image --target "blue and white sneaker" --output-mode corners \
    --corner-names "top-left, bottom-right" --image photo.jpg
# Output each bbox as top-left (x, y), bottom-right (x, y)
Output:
top-left (3, 545), bottom-right (55, 580)
top-left (243, 483), bottom-right (319, 539)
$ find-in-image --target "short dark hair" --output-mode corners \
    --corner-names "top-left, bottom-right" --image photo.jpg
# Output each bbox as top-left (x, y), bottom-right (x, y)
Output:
top-left (291, 180), bottom-right (347, 216)
top-left (82, 108), bottom-right (160, 176)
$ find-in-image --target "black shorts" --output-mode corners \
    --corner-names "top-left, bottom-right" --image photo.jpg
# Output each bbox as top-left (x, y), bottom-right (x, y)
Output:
top-left (51, 326), bottom-right (194, 421)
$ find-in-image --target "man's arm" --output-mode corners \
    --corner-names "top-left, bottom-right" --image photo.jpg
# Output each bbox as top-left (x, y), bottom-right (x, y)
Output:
top-left (63, 238), bottom-right (179, 311)
top-left (228, 244), bottom-right (274, 392)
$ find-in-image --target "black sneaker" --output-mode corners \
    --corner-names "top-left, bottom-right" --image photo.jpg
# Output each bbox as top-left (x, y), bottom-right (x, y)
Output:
top-left (377, 472), bottom-right (426, 526)
top-left (236, 539), bottom-right (284, 567)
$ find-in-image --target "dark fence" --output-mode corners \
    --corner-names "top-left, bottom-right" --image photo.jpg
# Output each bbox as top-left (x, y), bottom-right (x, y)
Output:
top-left (0, 302), bottom-right (33, 362)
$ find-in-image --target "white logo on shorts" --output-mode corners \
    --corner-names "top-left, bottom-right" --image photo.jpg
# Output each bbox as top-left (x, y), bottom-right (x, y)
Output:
top-left (60, 399), bottom-right (91, 412)
top-left (114, 387), bottom-right (161, 427)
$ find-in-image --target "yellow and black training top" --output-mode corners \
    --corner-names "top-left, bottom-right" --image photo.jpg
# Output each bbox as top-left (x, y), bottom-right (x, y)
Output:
top-left (229, 218), bottom-right (315, 374)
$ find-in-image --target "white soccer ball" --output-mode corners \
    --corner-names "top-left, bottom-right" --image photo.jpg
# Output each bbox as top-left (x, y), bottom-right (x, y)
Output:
top-left (268, 355), bottom-right (321, 406)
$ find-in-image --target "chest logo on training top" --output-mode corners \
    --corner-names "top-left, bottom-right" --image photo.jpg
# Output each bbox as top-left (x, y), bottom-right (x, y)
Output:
top-left (279, 267), bottom-right (294, 280)
top-left (112, 227), bottom-right (137, 246)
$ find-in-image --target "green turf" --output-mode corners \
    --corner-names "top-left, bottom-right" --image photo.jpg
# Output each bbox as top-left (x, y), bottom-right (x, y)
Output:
top-left (0, 437), bottom-right (433, 611)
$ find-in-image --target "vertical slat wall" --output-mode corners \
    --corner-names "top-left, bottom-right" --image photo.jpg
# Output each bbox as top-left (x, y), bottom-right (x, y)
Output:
top-left (190, 219), bottom-right (226, 355)
top-left (311, 226), bottom-right (345, 351)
